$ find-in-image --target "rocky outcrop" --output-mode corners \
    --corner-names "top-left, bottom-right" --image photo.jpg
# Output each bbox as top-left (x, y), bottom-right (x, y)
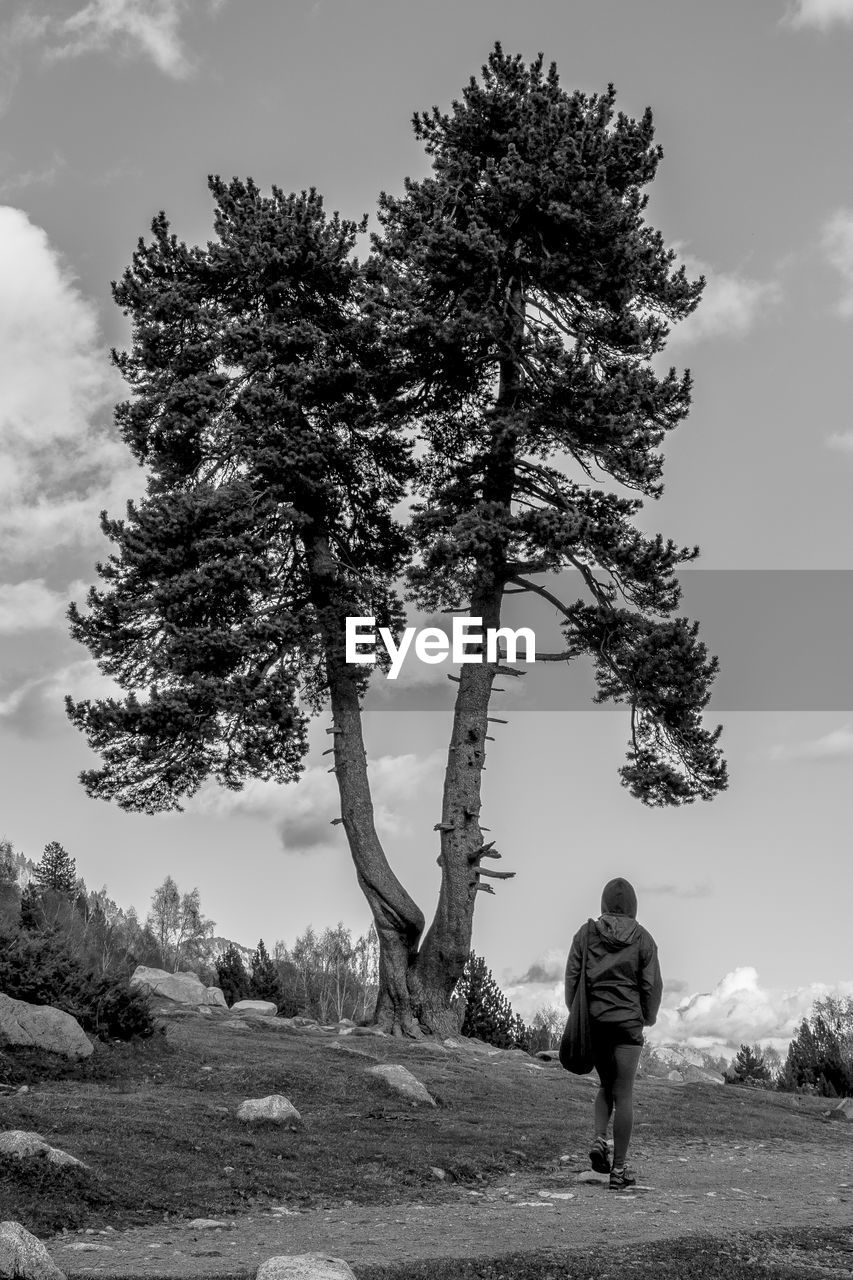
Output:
top-left (0, 1221), bottom-right (66, 1280)
top-left (236, 1095), bottom-right (302, 1125)
top-left (0, 994), bottom-right (92, 1060)
top-left (365, 1063), bottom-right (436, 1105)
top-left (231, 1000), bottom-right (278, 1016)
top-left (256, 1257), bottom-right (356, 1280)
top-left (129, 967), bottom-right (227, 1009)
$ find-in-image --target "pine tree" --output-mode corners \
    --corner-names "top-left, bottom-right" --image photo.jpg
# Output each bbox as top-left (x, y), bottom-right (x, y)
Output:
top-left (34, 841), bottom-right (77, 894)
top-left (730, 1043), bottom-right (771, 1086)
top-left (216, 944), bottom-right (250, 1006)
top-left (65, 47), bottom-right (726, 1038)
top-left (249, 939), bottom-right (283, 1007)
top-left (459, 951), bottom-right (526, 1049)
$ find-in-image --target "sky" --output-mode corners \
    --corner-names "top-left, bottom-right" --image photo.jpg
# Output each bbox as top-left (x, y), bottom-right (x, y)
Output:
top-left (2, 0), bottom-right (853, 1056)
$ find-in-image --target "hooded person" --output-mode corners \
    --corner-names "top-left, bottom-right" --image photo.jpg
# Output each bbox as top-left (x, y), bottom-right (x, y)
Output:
top-left (564, 878), bottom-right (662, 1190)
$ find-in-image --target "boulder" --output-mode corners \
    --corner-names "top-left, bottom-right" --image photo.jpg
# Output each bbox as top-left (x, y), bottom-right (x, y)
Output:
top-left (682, 1065), bottom-right (725, 1086)
top-left (231, 1000), bottom-right (278, 1016)
top-left (832, 1098), bottom-right (853, 1120)
top-left (237, 1095), bottom-right (302, 1125)
top-left (0, 1131), bottom-right (86, 1168)
top-left (256, 1257), bottom-right (356, 1280)
top-left (0, 994), bottom-right (92, 1060)
top-left (365, 1063), bottom-right (435, 1106)
top-left (667, 1069), bottom-right (684, 1083)
top-left (0, 1221), bottom-right (66, 1280)
top-left (129, 967), bottom-right (226, 1008)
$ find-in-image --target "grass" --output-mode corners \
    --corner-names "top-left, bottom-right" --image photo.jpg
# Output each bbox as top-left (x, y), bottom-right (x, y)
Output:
top-left (0, 1012), bottom-right (847, 1244)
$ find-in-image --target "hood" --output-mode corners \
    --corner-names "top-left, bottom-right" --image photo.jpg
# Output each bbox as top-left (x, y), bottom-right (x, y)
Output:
top-left (596, 913), bottom-right (641, 950)
top-left (601, 877), bottom-right (637, 919)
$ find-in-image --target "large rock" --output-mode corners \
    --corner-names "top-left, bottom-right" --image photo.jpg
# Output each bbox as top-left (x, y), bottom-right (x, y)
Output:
top-left (833, 1098), bottom-right (853, 1120)
top-left (0, 994), bottom-right (92, 1061)
top-left (129, 967), bottom-right (227, 1008)
top-left (0, 1131), bottom-right (86, 1168)
top-left (257, 1257), bottom-right (356, 1280)
top-left (365, 1063), bottom-right (435, 1106)
top-left (236, 1095), bottom-right (302, 1125)
top-left (0, 1221), bottom-right (66, 1280)
top-left (231, 1000), bottom-right (278, 1016)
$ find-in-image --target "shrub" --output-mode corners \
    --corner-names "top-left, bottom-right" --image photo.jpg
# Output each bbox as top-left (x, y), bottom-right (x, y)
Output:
top-left (0, 927), bottom-right (154, 1041)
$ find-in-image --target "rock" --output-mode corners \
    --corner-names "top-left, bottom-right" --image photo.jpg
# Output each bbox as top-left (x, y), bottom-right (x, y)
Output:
top-left (430, 1166), bottom-right (446, 1180)
top-left (237, 1096), bottom-right (302, 1125)
top-left (535, 1050), bottom-right (560, 1062)
top-left (129, 967), bottom-right (226, 1008)
top-left (0, 1131), bottom-right (85, 1168)
top-left (348, 1025), bottom-right (386, 1037)
top-left (0, 1221), bottom-right (66, 1280)
top-left (833, 1098), bottom-right (853, 1120)
top-left (256, 1256), bottom-right (356, 1280)
top-left (365, 1063), bottom-right (435, 1105)
top-left (231, 1001), bottom-right (278, 1016)
top-left (576, 1170), bottom-right (608, 1184)
top-left (0, 995), bottom-right (92, 1061)
top-left (188, 1219), bottom-right (228, 1230)
top-left (682, 1065), bottom-right (725, 1086)
top-left (667, 1070), bottom-right (684, 1082)
top-left (280, 1016), bottom-right (318, 1028)
top-left (221, 1021), bottom-right (251, 1032)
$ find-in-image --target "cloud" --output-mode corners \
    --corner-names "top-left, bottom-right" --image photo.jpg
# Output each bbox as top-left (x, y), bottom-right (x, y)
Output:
top-left (0, 206), bottom-right (142, 566)
top-left (635, 881), bottom-right (713, 899)
top-left (821, 210), bottom-right (853, 317)
top-left (0, 578), bottom-right (89, 634)
top-left (510, 948), bottom-right (567, 986)
top-left (784, 0), bottom-right (853, 29)
top-left (0, 658), bottom-right (118, 735)
top-left (191, 751), bottom-right (444, 854)
top-left (45, 0), bottom-right (222, 79)
top-left (650, 966), bottom-right (853, 1057)
top-left (770, 724), bottom-right (853, 761)
top-left (667, 252), bottom-right (780, 345)
top-left (826, 430), bottom-right (853, 454)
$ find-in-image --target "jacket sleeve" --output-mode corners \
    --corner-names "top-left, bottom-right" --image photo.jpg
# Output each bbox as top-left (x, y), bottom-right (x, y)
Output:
top-left (639, 931), bottom-right (663, 1026)
top-left (564, 928), bottom-right (583, 1009)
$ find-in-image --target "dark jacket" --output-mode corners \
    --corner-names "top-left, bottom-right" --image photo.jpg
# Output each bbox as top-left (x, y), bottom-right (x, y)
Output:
top-left (564, 914), bottom-right (663, 1027)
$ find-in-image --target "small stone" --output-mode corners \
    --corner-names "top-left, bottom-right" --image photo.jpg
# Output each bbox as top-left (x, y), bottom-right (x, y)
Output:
top-left (365, 1063), bottom-right (435, 1106)
top-left (430, 1167), bottom-right (446, 1180)
top-left (576, 1171), bottom-right (607, 1184)
top-left (223, 1166), bottom-right (235, 1173)
top-left (188, 1219), bottom-right (228, 1230)
top-left (256, 1255), bottom-right (357, 1280)
top-left (237, 1096), bottom-right (302, 1125)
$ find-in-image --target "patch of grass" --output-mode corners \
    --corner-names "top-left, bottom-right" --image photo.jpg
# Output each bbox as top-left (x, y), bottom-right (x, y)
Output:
top-left (0, 1016), bottom-right (847, 1235)
top-left (353, 1227), bottom-right (853, 1280)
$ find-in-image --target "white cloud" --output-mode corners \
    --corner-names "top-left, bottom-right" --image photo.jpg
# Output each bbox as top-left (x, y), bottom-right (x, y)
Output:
top-left (650, 966), bottom-right (853, 1057)
top-left (821, 210), bottom-right (853, 317)
top-left (46, 0), bottom-right (222, 79)
top-left (667, 251), bottom-right (780, 346)
top-left (191, 751), bottom-right (445, 854)
top-left (0, 206), bottom-right (142, 566)
top-left (785, 0), bottom-right (853, 29)
top-left (770, 724), bottom-right (853, 761)
top-left (635, 881), bottom-right (713, 899)
top-left (826, 430), bottom-right (853, 453)
top-left (0, 578), bottom-right (89, 634)
top-left (0, 658), bottom-right (118, 731)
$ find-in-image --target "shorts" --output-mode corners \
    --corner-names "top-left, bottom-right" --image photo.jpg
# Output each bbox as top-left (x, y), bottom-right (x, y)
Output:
top-left (590, 1019), bottom-right (644, 1049)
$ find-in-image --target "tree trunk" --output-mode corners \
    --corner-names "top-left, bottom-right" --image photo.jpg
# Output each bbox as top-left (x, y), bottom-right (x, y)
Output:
top-left (303, 277), bottom-right (524, 1039)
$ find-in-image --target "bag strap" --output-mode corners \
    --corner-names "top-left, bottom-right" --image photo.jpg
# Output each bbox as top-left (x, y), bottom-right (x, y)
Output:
top-left (580, 918), bottom-right (593, 983)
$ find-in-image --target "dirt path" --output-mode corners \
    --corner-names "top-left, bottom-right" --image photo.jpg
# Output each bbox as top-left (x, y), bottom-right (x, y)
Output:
top-left (47, 1134), bottom-right (853, 1277)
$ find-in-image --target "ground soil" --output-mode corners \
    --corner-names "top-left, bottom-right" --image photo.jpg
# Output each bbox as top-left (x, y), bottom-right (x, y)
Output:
top-left (1, 1015), bottom-right (851, 1278)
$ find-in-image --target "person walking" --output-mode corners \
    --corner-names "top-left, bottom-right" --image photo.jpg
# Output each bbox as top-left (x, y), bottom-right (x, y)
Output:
top-left (565, 877), bottom-right (662, 1190)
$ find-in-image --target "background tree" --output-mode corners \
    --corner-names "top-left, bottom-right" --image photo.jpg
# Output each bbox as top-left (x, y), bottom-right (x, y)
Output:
top-left (34, 841), bottom-right (77, 895)
top-left (216, 943), bottom-right (250, 1005)
top-left (249, 938), bottom-right (283, 1007)
top-left (146, 876), bottom-right (214, 972)
top-left (0, 838), bottom-right (21, 929)
top-left (66, 48), bottom-right (725, 1038)
top-left (778, 1000), bottom-right (853, 1097)
top-left (457, 950), bottom-right (528, 1049)
top-left (728, 1043), bottom-right (771, 1086)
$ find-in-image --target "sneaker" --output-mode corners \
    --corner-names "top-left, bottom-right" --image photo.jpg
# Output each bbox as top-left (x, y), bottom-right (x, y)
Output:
top-left (609, 1164), bottom-right (636, 1190)
top-left (589, 1137), bottom-right (611, 1174)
